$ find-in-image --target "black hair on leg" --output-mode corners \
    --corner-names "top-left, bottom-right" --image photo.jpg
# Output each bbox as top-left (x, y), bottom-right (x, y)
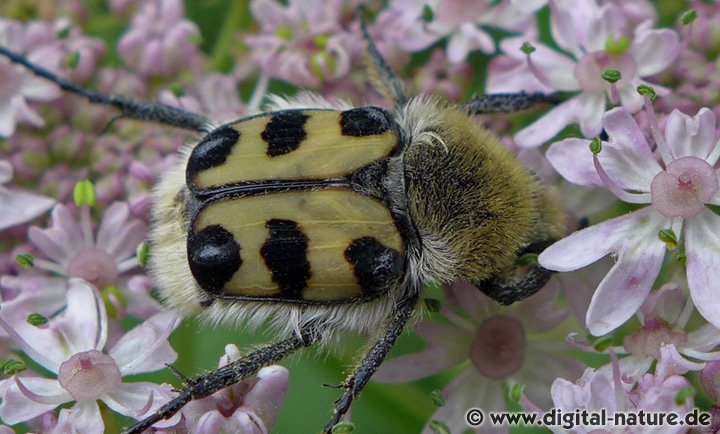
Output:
top-left (324, 291), bottom-right (419, 433)
top-left (123, 327), bottom-right (319, 434)
top-left (463, 92), bottom-right (559, 114)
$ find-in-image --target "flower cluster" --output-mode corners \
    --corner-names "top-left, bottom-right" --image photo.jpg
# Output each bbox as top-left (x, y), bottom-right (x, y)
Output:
top-left (0, 0), bottom-right (719, 433)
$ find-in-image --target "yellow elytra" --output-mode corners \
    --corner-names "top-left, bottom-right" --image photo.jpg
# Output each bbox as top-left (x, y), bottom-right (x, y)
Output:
top-left (188, 109), bottom-right (399, 189)
top-left (179, 107), bottom-right (406, 304)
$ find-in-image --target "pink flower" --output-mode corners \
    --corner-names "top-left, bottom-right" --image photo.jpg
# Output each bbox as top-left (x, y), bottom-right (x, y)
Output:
top-left (413, 48), bottom-right (471, 102)
top-left (22, 18), bottom-right (106, 82)
top-left (680, 0), bottom-right (720, 54)
top-left (118, 0), bottom-right (201, 78)
top-left (375, 281), bottom-right (582, 433)
top-left (702, 360), bottom-right (720, 404)
top-left (567, 285), bottom-right (718, 381)
top-left (620, 285), bottom-right (717, 377)
top-left (487, 2), bottom-right (679, 147)
top-left (549, 348), bottom-right (696, 434)
top-left (540, 105), bottom-right (720, 335)
top-left (182, 344), bottom-right (289, 433)
top-left (0, 275), bottom-right (69, 333)
top-left (23, 202), bottom-right (160, 318)
top-left (0, 18), bottom-right (62, 137)
top-left (0, 279), bottom-right (180, 433)
top-left (245, 0), bottom-right (353, 87)
top-left (388, 0), bottom-right (536, 63)
top-left (158, 73), bottom-right (247, 122)
top-left (0, 160), bottom-right (54, 230)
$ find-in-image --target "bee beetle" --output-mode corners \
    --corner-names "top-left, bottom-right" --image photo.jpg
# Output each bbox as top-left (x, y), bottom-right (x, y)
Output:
top-left (0, 12), bottom-right (564, 434)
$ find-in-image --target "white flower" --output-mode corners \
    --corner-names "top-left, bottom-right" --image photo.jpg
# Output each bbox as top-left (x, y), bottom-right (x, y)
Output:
top-left (0, 280), bottom-right (180, 433)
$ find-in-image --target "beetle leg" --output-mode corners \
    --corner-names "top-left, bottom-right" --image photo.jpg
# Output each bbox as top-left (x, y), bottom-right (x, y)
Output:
top-left (0, 45), bottom-right (210, 132)
top-left (477, 265), bottom-right (554, 306)
top-left (324, 291), bottom-right (420, 433)
top-left (463, 92), bottom-right (559, 114)
top-left (123, 327), bottom-right (319, 434)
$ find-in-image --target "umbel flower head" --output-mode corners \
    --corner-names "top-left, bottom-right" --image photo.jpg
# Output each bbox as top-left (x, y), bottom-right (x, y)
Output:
top-left (540, 101), bottom-right (720, 335)
top-left (182, 344), bottom-right (289, 433)
top-left (20, 199), bottom-right (160, 319)
top-left (0, 18), bottom-right (62, 137)
top-left (487, 1), bottom-right (679, 147)
top-left (374, 281), bottom-right (582, 433)
top-left (0, 279), bottom-right (180, 433)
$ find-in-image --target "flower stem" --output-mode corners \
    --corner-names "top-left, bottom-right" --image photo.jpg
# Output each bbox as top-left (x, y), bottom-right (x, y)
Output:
top-left (210, 1), bottom-right (249, 72)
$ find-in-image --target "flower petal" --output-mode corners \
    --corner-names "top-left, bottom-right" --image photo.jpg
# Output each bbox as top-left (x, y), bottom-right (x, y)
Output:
top-left (515, 98), bottom-right (580, 148)
top-left (373, 321), bottom-right (472, 383)
top-left (28, 204), bottom-right (84, 265)
top-left (514, 279), bottom-right (567, 333)
top-left (124, 275), bottom-right (163, 319)
top-left (0, 275), bottom-right (68, 321)
top-left (0, 100), bottom-right (18, 137)
top-left (0, 377), bottom-right (68, 424)
top-left (0, 299), bottom-right (70, 372)
top-left (0, 187), bottom-right (55, 230)
top-left (585, 213), bottom-right (668, 335)
top-left (104, 382), bottom-right (181, 428)
top-left (486, 55), bottom-right (552, 94)
top-left (603, 107), bottom-right (652, 157)
top-left (664, 108), bottom-right (718, 163)
top-left (549, 0), bottom-right (586, 58)
top-left (446, 24), bottom-right (494, 63)
top-left (558, 259), bottom-right (613, 324)
top-left (617, 80), bottom-right (644, 112)
top-left (97, 202), bottom-right (147, 260)
top-left (110, 310), bottom-right (179, 375)
top-left (617, 355), bottom-right (654, 382)
top-left (686, 323), bottom-right (720, 353)
top-left (684, 209), bottom-right (720, 330)
top-left (655, 345), bottom-right (704, 378)
top-left (194, 411), bottom-right (226, 434)
top-left (65, 401), bottom-right (104, 434)
top-left (546, 137), bottom-right (600, 186)
top-left (539, 207), bottom-right (656, 272)
top-left (631, 28), bottom-right (681, 77)
top-left (55, 279), bottom-right (107, 353)
top-left (0, 160), bottom-right (11, 183)
top-left (447, 280), bottom-right (499, 324)
top-left (577, 92), bottom-right (606, 138)
top-left (493, 38), bottom-right (578, 91)
top-left (251, 0), bottom-right (290, 30)
top-left (638, 284), bottom-right (685, 324)
top-left (551, 367), bottom-right (619, 412)
top-left (519, 346), bottom-right (585, 409)
top-left (423, 369), bottom-right (505, 434)
top-left (243, 365), bottom-right (290, 428)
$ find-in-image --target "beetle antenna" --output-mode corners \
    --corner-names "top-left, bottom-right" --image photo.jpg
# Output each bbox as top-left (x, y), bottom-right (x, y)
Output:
top-left (356, 5), bottom-right (407, 107)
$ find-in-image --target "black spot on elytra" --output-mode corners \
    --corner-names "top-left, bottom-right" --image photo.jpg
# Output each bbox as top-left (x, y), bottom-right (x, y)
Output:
top-left (186, 127), bottom-right (240, 184)
top-left (261, 111), bottom-right (309, 157)
top-left (340, 107), bottom-right (392, 136)
top-left (344, 237), bottom-right (403, 296)
top-left (260, 219), bottom-right (311, 299)
top-left (187, 225), bottom-right (241, 295)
